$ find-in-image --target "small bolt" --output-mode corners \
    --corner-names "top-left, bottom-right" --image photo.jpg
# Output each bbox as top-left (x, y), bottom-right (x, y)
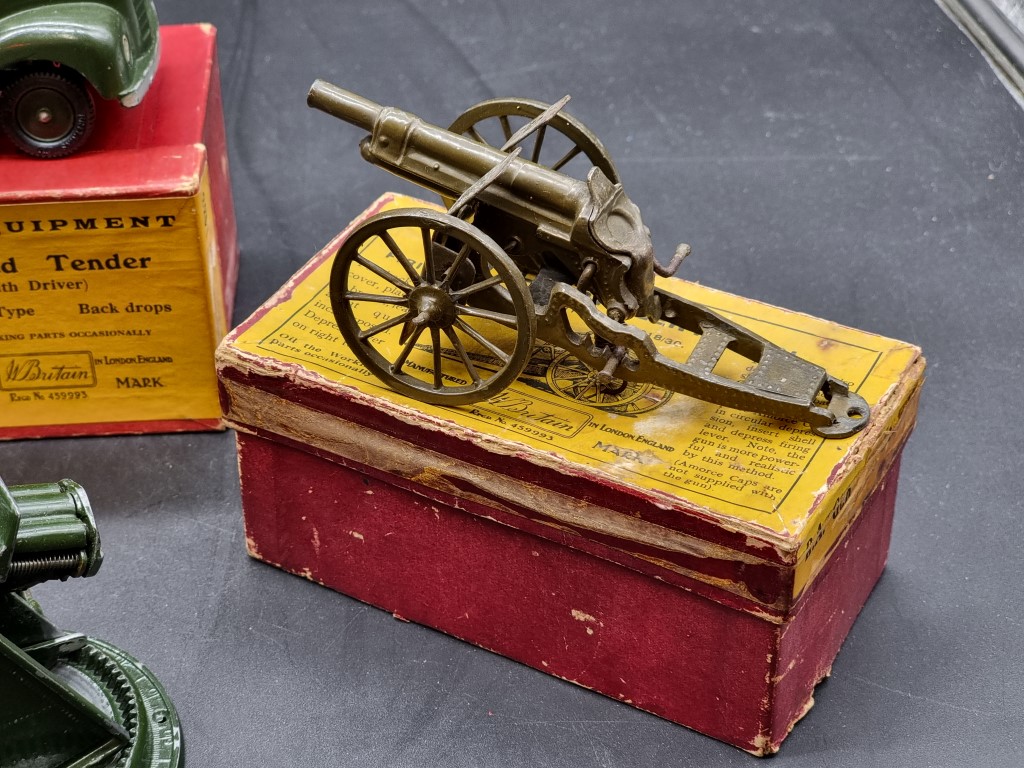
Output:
top-left (608, 307), bottom-right (625, 323)
top-left (36, 109), bottom-right (52, 125)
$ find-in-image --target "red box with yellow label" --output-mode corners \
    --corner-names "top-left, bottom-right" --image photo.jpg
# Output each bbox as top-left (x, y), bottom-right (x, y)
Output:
top-left (0, 24), bottom-right (237, 439)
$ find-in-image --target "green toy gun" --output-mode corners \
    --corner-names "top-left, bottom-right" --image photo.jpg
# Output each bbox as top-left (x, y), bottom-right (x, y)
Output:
top-left (0, 476), bottom-right (182, 768)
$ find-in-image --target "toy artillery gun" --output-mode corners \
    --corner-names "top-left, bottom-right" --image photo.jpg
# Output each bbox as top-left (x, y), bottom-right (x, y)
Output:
top-left (308, 81), bottom-right (870, 438)
top-left (0, 476), bottom-right (181, 768)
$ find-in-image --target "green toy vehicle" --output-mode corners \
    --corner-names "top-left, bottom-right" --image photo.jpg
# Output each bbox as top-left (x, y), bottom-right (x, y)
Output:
top-left (0, 0), bottom-right (159, 158)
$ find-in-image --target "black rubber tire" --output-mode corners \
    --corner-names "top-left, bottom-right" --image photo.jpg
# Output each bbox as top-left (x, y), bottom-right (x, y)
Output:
top-left (1, 69), bottom-right (96, 158)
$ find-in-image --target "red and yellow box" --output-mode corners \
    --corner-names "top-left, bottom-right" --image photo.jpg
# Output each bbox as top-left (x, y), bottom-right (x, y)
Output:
top-left (0, 25), bottom-right (237, 439)
top-left (216, 193), bottom-right (924, 754)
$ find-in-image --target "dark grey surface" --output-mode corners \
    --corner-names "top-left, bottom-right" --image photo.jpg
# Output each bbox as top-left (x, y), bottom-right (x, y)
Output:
top-left (937, 0), bottom-right (1024, 101)
top-left (7, 0), bottom-right (1023, 764)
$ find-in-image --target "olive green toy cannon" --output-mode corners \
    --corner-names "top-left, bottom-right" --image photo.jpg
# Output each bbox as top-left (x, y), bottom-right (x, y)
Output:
top-left (309, 81), bottom-right (870, 438)
top-left (0, 476), bottom-right (181, 768)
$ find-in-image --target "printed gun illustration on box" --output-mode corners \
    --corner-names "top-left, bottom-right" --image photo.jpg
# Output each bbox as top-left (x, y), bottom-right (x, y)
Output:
top-left (308, 81), bottom-right (869, 438)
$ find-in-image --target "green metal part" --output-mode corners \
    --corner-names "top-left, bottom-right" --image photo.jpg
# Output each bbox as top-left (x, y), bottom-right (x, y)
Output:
top-left (0, 0), bottom-right (159, 103)
top-left (0, 476), bottom-right (182, 768)
top-left (0, 478), bottom-right (101, 591)
top-left (309, 82), bottom-right (870, 438)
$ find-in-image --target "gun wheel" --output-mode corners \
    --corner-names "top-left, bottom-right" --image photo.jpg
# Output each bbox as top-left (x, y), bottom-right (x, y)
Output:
top-left (331, 209), bottom-right (536, 405)
top-left (449, 97), bottom-right (620, 183)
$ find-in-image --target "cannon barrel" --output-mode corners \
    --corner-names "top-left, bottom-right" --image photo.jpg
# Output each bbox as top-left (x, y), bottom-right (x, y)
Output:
top-left (309, 81), bottom-right (664, 320)
top-left (308, 80), bottom-right (384, 132)
top-left (308, 80), bottom-right (589, 234)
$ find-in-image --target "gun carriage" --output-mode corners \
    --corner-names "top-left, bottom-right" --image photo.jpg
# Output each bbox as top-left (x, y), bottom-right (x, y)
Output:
top-left (308, 81), bottom-right (869, 438)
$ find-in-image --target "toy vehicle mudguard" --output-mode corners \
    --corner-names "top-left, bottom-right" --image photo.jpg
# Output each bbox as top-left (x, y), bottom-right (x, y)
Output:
top-left (0, 0), bottom-right (159, 105)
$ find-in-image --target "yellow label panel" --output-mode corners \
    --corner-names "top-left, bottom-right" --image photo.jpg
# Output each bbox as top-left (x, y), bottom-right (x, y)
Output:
top-left (0, 176), bottom-right (223, 430)
top-left (231, 195), bottom-right (921, 591)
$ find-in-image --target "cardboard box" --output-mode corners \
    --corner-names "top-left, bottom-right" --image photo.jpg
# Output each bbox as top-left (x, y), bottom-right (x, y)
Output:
top-left (0, 24), bottom-right (237, 439)
top-left (216, 193), bottom-right (924, 754)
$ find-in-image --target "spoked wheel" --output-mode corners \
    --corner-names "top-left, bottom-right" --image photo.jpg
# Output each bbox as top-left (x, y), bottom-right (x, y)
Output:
top-left (448, 97), bottom-right (620, 182)
top-left (330, 209), bottom-right (536, 404)
top-left (0, 70), bottom-right (96, 158)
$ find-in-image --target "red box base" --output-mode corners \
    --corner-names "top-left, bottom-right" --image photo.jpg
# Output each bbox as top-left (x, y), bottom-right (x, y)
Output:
top-left (237, 429), bottom-right (901, 754)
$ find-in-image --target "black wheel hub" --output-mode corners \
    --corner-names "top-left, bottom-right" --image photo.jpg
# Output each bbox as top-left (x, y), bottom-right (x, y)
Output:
top-left (0, 69), bottom-right (96, 158)
top-left (16, 87), bottom-right (76, 143)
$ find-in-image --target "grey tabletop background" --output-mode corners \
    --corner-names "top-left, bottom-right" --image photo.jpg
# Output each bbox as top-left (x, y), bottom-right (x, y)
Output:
top-left (6, 0), bottom-right (1022, 765)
